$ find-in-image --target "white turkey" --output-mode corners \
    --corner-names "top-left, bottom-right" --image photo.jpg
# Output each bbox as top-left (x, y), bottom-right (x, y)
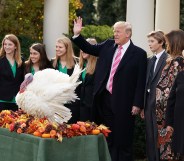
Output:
top-left (16, 64), bottom-right (82, 124)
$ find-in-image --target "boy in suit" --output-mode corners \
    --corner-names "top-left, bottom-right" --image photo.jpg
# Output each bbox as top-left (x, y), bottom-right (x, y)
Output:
top-left (141, 30), bottom-right (167, 161)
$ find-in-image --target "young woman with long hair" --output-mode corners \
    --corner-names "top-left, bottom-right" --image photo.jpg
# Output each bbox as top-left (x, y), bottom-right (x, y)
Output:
top-left (52, 36), bottom-right (76, 75)
top-left (0, 34), bottom-right (24, 111)
top-left (24, 43), bottom-right (51, 75)
top-left (79, 38), bottom-right (98, 121)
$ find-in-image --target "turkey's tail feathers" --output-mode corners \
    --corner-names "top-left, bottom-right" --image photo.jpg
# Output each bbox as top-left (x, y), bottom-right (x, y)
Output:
top-left (46, 102), bottom-right (72, 124)
top-left (70, 64), bottom-right (83, 84)
top-left (16, 92), bottom-right (72, 124)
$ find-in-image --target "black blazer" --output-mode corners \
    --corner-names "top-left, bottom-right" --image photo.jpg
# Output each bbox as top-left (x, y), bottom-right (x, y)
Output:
top-left (72, 35), bottom-right (147, 146)
top-left (81, 73), bottom-right (95, 105)
top-left (166, 71), bottom-right (184, 154)
top-left (144, 52), bottom-right (167, 161)
top-left (145, 52), bottom-right (168, 108)
top-left (80, 73), bottom-right (95, 121)
top-left (0, 56), bottom-right (24, 101)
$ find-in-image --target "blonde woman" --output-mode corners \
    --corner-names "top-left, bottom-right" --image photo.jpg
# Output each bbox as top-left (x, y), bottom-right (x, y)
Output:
top-left (52, 36), bottom-right (80, 123)
top-left (52, 36), bottom-right (76, 75)
top-left (79, 38), bottom-right (98, 121)
top-left (0, 34), bottom-right (24, 111)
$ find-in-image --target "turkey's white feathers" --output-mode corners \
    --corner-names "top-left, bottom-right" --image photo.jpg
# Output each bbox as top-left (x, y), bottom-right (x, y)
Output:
top-left (16, 64), bottom-right (82, 124)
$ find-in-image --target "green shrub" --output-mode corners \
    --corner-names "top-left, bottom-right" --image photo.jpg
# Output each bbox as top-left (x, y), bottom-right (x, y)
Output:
top-left (134, 116), bottom-right (146, 160)
top-left (81, 25), bottom-right (113, 42)
top-left (18, 35), bottom-right (38, 60)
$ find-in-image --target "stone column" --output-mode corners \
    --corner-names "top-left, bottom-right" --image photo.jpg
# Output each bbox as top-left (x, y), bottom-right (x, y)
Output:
top-left (43, 0), bottom-right (69, 59)
top-left (126, 0), bottom-right (154, 54)
top-left (155, 0), bottom-right (180, 33)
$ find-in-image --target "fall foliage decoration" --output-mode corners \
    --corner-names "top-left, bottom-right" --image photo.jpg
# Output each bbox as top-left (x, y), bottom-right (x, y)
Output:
top-left (0, 110), bottom-right (111, 142)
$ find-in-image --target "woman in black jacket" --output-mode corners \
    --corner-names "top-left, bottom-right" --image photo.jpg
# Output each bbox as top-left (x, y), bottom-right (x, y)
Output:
top-left (0, 34), bottom-right (24, 111)
top-left (166, 70), bottom-right (184, 160)
top-left (79, 38), bottom-right (98, 121)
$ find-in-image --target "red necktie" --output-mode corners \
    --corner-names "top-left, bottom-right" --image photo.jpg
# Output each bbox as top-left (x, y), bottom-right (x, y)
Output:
top-left (109, 46), bottom-right (122, 94)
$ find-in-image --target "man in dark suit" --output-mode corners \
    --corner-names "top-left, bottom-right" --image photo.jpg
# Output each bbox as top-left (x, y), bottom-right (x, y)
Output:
top-left (140, 31), bottom-right (167, 161)
top-left (72, 17), bottom-right (147, 161)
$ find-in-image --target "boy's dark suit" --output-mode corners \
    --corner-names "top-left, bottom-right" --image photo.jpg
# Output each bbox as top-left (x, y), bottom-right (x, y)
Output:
top-left (144, 52), bottom-right (167, 161)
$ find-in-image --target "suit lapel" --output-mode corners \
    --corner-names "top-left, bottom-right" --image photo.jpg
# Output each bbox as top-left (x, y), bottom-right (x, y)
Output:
top-left (116, 41), bottom-right (135, 73)
top-left (107, 43), bottom-right (118, 70)
top-left (83, 74), bottom-right (89, 85)
top-left (83, 74), bottom-right (93, 85)
top-left (146, 58), bottom-right (153, 84)
top-left (152, 52), bottom-right (167, 81)
top-left (4, 57), bottom-right (15, 79)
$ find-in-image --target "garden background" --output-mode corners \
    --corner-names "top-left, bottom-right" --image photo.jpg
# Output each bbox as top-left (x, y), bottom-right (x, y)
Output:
top-left (0, 0), bottom-right (184, 160)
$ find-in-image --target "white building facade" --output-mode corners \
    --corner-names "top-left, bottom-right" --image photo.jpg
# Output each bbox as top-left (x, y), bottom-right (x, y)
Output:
top-left (43, 0), bottom-right (180, 57)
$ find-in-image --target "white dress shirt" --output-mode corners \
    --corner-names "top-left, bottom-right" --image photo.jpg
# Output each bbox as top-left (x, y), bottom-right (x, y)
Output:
top-left (106, 40), bottom-right (131, 91)
top-left (154, 49), bottom-right (165, 72)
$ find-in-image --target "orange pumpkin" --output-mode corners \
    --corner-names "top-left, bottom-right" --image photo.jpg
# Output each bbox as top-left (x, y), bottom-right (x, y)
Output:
top-left (50, 130), bottom-right (57, 138)
top-left (91, 129), bottom-right (100, 135)
top-left (33, 131), bottom-right (42, 137)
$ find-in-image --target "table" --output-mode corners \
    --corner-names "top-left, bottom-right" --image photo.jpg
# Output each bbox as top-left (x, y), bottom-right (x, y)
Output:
top-left (0, 128), bottom-right (111, 161)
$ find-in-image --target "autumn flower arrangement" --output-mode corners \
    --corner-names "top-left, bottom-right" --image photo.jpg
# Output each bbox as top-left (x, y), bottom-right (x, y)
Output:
top-left (0, 110), bottom-right (111, 142)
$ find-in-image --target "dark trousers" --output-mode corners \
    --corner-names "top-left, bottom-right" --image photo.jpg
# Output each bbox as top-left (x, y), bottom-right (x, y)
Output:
top-left (100, 89), bottom-right (133, 161)
top-left (100, 89), bottom-right (114, 147)
top-left (80, 103), bottom-right (92, 121)
top-left (0, 102), bottom-right (18, 111)
top-left (145, 91), bottom-right (160, 161)
top-left (66, 102), bottom-right (80, 124)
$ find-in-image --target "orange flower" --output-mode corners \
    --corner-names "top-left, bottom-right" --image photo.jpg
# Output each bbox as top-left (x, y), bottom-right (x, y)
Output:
top-left (38, 127), bottom-right (45, 133)
top-left (79, 125), bottom-right (86, 133)
top-left (33, 131), bottom-right (42, 137)
top-left (17, 128), bottom-right (23, 134)
top-left (50, 130), bottom-right (57, 138)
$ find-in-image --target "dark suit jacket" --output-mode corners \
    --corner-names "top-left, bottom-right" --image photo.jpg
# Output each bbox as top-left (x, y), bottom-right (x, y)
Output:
top-left (166, 71), bottom-right (184, 154)
top-left (144, 52), bottom-right (167, 161)
top-left (80, 73), bottom-right (95, 121)
top-left (72, 35), bottom-right (147, 146)
top-left (145, 52), bottom-right (168, 108)
top-left (0, 56), bottom-right (24, 101)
